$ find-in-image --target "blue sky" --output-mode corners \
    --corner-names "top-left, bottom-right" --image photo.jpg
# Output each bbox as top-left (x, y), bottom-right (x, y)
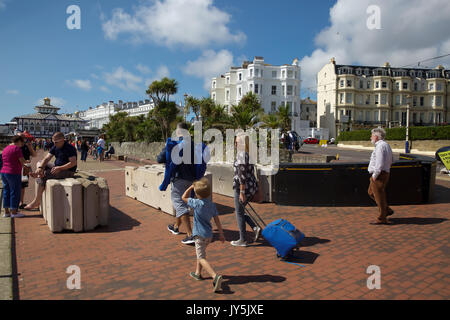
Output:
top-left (1, 0), bottom-right (449, 123)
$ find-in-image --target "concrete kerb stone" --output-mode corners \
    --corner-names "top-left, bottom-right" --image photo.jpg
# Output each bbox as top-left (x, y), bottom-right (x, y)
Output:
top-left (0, 184), bottom-right (13, 300)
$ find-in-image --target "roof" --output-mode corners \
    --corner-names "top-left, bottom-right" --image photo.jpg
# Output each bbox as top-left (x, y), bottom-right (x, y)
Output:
top-left (301, 98), bottom-right (317, 104)
top-left (13, 113), bottom-right (84, 122)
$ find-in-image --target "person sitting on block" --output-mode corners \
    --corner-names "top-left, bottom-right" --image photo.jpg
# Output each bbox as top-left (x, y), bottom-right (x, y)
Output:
top-left (25, 132), bottom-right (77, 210)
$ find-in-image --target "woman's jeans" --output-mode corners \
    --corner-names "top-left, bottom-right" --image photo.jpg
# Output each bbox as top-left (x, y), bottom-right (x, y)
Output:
top-left (81, 150), bottom-right (88, 161)
top-left (1, 173), bottom-right (22, 210)
top-left (234, 188), bottom-right (256, 241)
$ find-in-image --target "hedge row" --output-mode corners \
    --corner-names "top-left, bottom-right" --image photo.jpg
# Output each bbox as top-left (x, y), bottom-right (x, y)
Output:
top-left (337, 125), bottom-right (450, 141)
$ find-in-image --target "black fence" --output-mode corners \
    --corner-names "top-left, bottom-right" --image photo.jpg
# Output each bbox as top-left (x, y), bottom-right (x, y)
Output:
top-left (272, 154), bottom-right (436, 206)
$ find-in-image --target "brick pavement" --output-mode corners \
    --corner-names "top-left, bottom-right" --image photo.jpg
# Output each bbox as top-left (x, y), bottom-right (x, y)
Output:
top-left (11, 151), bottom-right (450, 300)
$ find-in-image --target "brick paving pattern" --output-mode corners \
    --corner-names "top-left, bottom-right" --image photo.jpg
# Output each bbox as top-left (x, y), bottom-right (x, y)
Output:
top-left (12, 151), bottom-right (450, 299)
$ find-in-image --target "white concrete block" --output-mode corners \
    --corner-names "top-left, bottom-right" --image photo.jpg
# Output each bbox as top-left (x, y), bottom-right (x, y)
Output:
top-left (45, 179), bottom-right (83, 233)
top-left (125, 164), bottom-right (212, 216)
top-left (80, 180), bottom-right (100, 231)
top-left (207, 163), bottom-right (235, 198)
top-left (97, 178), bottom-right (110, 226)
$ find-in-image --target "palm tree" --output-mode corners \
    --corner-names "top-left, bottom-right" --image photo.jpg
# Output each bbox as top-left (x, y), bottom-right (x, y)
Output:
top-left (146, 78), bottom-right (179, 141)
top-left (185, 96), bottom-right (201, 121)
top-left (277, 105), bottom-right (291, 132)
top-left (262, 113), bottom-right (280, 129)
top-left (230, 104), bottom-right (257, 130)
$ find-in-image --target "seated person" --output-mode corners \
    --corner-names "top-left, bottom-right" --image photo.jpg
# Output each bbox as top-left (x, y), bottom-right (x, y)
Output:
top-left (25, 132), bottom-right (77, 210)
top-left (105, 145), bottom-right (115, 159)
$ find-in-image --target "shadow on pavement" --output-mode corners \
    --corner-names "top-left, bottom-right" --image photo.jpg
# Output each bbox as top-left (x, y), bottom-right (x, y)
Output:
top-left (220, 274), bottom-right (286, 295)
top-left (284, 250), bottom-right (320, 265)
top-left (215, 203), bottom-right (235, 216)
top-left (219, 229), bottom-right (261, 244)
top-left (300, 237), bottom-right (331, 247)
top-left (388, 217), bottom-right (448, 225)
top-left (86, 207), bottom-right (141, 233)
top-left (431, 185), bottom-right (450, 204)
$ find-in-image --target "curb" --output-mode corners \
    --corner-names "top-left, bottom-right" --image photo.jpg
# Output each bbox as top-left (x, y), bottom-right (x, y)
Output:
top-left (0, 212), bottom-right (13, 300)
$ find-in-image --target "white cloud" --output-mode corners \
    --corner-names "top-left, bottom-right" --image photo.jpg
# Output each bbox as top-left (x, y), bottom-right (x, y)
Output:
top-left (145, 65), bottom-right (171, 86)
top-left (100, 86), bottom-right (111, 93)
top-left (90, 73), bottom-right (100, 79)
top-left (67, 79), bottom-right (92, 91)
top-left (101, 0), bottom-right (246, 48)
top-left (6, 89), bottom-right (19, 95)
top-left (299, 0), bottom-right (450, 92)
top-left (103, 66), bottom-right (143, 92)
top-left (36, 97), bottom-right (67, 107)
top-left (136, 64), bottom-right (151, 74)
top-left (183, 49), bottom-right (234, 90)
top-left (0, 0), bottom-right (8, 10)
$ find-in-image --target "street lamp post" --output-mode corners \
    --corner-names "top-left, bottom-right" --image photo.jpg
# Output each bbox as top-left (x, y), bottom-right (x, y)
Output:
top-left (184, 93), bottom-right (188, 123)
top-left (405, 95), bottom-right (411, 153)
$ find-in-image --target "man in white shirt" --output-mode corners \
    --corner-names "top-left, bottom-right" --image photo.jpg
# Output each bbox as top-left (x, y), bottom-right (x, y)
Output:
top-left (368, 128), bottom-right (394, 225)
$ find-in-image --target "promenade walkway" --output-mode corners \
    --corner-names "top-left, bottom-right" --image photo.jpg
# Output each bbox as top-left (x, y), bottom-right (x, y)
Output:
top-left (7, 151), bottom-right (450, 300)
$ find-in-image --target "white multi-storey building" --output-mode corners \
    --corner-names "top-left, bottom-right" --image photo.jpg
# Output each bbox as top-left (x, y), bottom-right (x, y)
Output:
top-left (210, 56), bottom-right (302, 130)
top-left (77, 99), bottom-right (155, 130)
top-left (317, 58), bottom-right (450, 138)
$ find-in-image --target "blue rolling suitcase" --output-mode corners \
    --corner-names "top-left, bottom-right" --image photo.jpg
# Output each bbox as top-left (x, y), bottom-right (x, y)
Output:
top-left (245, 202), bottom-right (305, 259)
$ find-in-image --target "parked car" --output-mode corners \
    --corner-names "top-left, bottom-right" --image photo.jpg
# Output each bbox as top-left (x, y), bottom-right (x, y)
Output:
top-left (303, 137), bottom-right (319, 144)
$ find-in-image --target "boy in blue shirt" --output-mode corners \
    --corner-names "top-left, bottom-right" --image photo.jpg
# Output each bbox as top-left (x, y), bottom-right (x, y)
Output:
top-left (182, 177), bottom-right (225, 293)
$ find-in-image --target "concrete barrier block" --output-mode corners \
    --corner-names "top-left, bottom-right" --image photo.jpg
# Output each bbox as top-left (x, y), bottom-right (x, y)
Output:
top-left (126, 164), bottom-right (212, 216)
top-left (206, 163), bottom-right (235, 198)
top-left (97, 178), bottom-right (110, 226)
top-left (125, 166), bottom-right (138, 199)
top-left (45, 179), bottom-right (83, 233)
top-left (81, 180), bottom-right (100, 231)
top-left (256, 165), bottom-right (277, 203)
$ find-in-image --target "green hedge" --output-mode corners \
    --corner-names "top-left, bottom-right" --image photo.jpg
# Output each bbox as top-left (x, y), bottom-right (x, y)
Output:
top-left (337, 125), bottom-right (450, 141)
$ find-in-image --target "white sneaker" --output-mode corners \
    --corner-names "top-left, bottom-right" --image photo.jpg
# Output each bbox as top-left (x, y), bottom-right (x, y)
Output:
top-left (2, 213), bottom-right (11, 218)
top-left (231, 240), bottom-right (248, 247)
top-left (12, 212), bottom-right (26, 218)
top-left (253, 227), bottom-right (262, 242)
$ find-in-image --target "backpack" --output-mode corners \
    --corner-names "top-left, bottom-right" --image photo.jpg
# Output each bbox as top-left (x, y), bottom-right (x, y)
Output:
top-left (159, 138), bottom-right (210, 191)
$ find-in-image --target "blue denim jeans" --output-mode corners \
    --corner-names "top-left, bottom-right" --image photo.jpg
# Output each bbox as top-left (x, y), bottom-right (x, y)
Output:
top-left (1, 173), bottom-right (22, 210)
top-left (81, 150), bottom-right (88, 161)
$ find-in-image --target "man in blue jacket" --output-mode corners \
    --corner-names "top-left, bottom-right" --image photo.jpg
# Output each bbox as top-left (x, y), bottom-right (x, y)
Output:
top-left (157, 122), bottom-right (197, 245)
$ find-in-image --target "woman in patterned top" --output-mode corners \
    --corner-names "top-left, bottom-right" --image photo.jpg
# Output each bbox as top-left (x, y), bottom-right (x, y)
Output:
top-left (230, 133), bottom-right (261, 247)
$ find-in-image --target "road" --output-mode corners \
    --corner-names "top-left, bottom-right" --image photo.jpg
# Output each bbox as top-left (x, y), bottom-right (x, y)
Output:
top-left (298, 144), bottom-right (447, 175)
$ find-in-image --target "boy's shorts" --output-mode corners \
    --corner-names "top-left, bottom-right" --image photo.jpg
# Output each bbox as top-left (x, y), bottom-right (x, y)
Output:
top-left (194, 236), bottom-right (211, 260)
top-left (171, 178), bottom-right (193, 218)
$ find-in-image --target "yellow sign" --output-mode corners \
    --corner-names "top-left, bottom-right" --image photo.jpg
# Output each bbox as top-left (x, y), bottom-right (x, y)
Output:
top-left (319, 140), bottom-right (328, 145)
top-left (438, 151), bottom-right (450, 170)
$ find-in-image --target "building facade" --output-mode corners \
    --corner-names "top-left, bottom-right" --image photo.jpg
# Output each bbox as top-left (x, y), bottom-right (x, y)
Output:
top-left (210, 56), bottom-right (302, 130)
top-left (12, 98), bottom-right (85, 138)
top-left (317, 58), bottom-right (450, 138)
top-left (300, 97), bottom-right (317, 128)
top-left (77, 99), bottom-right (155, 130)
